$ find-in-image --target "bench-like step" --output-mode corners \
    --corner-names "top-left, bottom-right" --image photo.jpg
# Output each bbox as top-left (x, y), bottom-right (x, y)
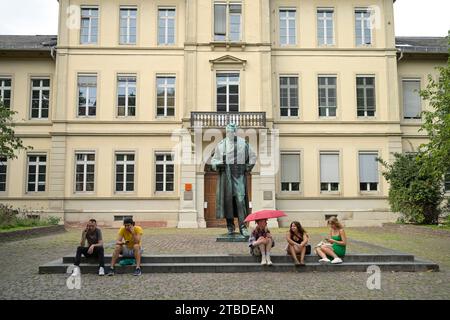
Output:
top-left (62, 254), bottom-right (415, 264)
top-left (40, 257), bottom-right (438, 274)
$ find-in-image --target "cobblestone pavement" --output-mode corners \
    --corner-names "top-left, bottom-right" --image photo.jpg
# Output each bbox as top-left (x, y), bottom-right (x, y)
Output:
top-left (0, 227), bottom-right (449, 300)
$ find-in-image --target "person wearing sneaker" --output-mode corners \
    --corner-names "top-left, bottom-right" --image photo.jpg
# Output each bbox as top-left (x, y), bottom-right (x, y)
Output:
top-left (286, 221), bottom-right (310, 266)
top-left (315, 217), bottom-right (346, 264)
top-left (248, 219), bottom-right (275, 266)
top-left (108, 218), bottom-right (143, 276)
top-left (73, 219), bottom-right (105, 276)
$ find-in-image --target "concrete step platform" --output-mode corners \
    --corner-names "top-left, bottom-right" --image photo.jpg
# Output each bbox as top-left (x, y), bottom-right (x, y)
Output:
top-left (39, 254), bottom-right (439, 274)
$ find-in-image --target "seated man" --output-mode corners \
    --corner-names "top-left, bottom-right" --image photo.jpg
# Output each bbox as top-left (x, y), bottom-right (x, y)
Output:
top-left (108, 217), bottom-right (143, 276)
top-left (73, 219), bottom-right (105, 276)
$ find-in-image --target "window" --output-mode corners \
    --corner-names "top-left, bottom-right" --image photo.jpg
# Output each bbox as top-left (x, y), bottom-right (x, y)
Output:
top-left (30, 79), bottom-right (50, 119)
top-left (77, 75), bottom-right (97, 117)
top-left (355, 9), bottom-right (372, 46)
top-left (117, 75), bottom-right (136, 117)
top-left (0, 78), bottom-right (11, 109)
top-left (359, 152), bottom-right (379, 191)
top-left (115, 153), bottom-right (135, 192)
top-left (317, 9), bottom-right (334, 45)
top-left (214, 2), bottom-right (241, 41)
top-left (216, 73), bottom-right (239, 112)
top-left (75, 153), bottom-right (95, 192)
top-left (279, 9), bottom-right (296, 45)
top-left (356, 76), bottom-right (376, 117)
top-left (120, 7), bottom-right (137, 44)
top-left (158, 8), bottom-right (176, 45)
top-left (320, 153), bottom-right (339, 192)
top-left (155, 153), bottom-right (174, 192)
top-left (445, 170), bottom-right (450, 192)
top-left (27, 155), bottom-right (46, 192)
top-left (0, 156), bottom-right (6, 192)
top-left (156, 76), bottom-right (175, 117)
top-left (280, 77), bottom-right (298, 117)
top-left (80, 7), bottom-right (98, 44)
top-left (281, 154), bottom-right (300, 192)
top-left (318, 76), bottom-right (337, 117)
top-left (403, 80), bottom-right (422, 119)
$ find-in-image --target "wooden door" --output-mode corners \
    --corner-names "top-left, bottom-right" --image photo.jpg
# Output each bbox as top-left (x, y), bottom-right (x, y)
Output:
top-left (204, 169), bottom-right (252, 228)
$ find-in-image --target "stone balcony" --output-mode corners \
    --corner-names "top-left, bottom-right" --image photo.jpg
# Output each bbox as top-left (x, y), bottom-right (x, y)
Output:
top-left (190, 112), bottom-right (266, 128)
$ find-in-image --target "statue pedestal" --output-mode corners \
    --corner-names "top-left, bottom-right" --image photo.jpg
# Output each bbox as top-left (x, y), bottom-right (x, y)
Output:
top-left (216, 232), bottom-right (249, 242)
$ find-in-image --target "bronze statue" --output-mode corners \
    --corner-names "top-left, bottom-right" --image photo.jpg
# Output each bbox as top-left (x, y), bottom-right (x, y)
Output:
top-left (211, 123), bottom-right (256, 236)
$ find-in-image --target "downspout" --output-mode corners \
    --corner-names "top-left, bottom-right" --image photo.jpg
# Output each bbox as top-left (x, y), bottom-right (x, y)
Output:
top-left (397, 48), bottom-right (404, 61)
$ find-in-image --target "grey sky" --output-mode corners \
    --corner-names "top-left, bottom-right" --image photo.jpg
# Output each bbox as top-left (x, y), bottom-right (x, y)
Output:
top-left (0, 0), bottom-right (448, 37)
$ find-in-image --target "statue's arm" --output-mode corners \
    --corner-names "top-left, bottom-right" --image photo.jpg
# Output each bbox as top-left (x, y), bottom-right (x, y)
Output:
top-left (211, 144), bottom-right (223, 172)
top-left (246, 143), bottom-right (257, 172)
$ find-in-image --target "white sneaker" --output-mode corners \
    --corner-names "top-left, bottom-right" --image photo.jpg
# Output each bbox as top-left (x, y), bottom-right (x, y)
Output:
top-left (72, 266), bottom-right (80, 276)
top-left (318, 258), bottom-right (331, 264)
top-left (261, 256), bottom-right (267, 265)
top-left (98, 267), bottom-right (105, 276)
top-left (266, 256), bottom-right (273, 266)
top-left (331, 257), bottom-right (343, 264)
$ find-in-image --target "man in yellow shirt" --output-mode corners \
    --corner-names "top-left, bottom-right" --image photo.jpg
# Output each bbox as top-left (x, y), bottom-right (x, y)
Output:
top-left (108, 218), bottom-right (143, 276)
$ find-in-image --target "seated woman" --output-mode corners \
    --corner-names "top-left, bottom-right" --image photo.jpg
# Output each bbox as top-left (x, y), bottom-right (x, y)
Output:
top-left (285, 221), bottom-right (309, 266)
top-left (315, 217), bottom-right (347, 264)
top-left (248, 219), bottom-right (275, 265)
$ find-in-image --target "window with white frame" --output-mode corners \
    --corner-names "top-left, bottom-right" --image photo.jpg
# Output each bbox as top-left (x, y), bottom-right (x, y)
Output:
top-left (281, 154), bottom-right (300, 192)
top-left (317, 9), bottom-right (334, 46)
top-left (155, 153), bottom-right (174, 192)
top-left (445, 169), bottom-right (450, 192)
top-left (279, 9), bottom-right (296, 45)
top-left (156, 76), bottom-right (175, 117)
top-left (359, 152), bottom-right (379, 191)
top-left (216, 73), bottom-right (239, 112)
top-left (77, 75), bottom-right (97, 117)
top-left (117, 75), bottom-right (136, 117)
top-left (27, 155), bottom-right (46, 192)
top-left (158, 8), bottom-right (176, 45)
top-left (80, 7), bottom-right (98, 44)
top-left (0, 78), bottom-right (11, 109)
top-left (355, 9), bottom-right (372, 46)
top-left (318, 76), bottom-right (337, 117)
top-left (402, 79), bottom-right (422, 119)
top-left (0, 156), bottom-right (6, 192)
top-left (115, 153), bottom-right (135, 192)
top-left (280, 76), bottom-right (299, 117)
top-left (356, 76), bottom-right (376, 117)
top-left (30, 79), bottom-right (50, 119)
top-left (320, 153), bottom-right (339, 192)
top-left (120, 7), bottom-right (137, 44)
top-left (214, 2), bottom-right (242, 42)
top-left (75, 153), bottom-right (95, 192)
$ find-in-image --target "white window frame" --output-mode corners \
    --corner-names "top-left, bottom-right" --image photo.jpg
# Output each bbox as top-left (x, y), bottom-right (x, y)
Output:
top-left (356, 75), bottom-right (376, 117)
top-left (320, 152), bottom-right (340, 193)
top-left (359, 152), bottom-right (379, 192)
top-left (156, 76), bottom-right (176, 117)
top-left (280, 153), bottom-right (301, 192)
top-left (117, 75), bottom-right (136, 117)
top-left (317, 8), bottom-right (334, 46)
top-left (355, 8), bottom-right (372, 46)
top-left (120, 7), bottom-right (137, 45)
top-left (279, 8), bottom-right (297, 46)
top-left (158, 8), bottom-right (176, 45)
top-left (0, 77), bottom-right (12, 109)
top-left (80, 6), bottom-right (99, 44)
top-left (402, 79), bottom-right (422, 120)
top-left (216, 72), bottom-right (240, 112)
top-left (30, 78), bottom-right (50, 119)
top-left (26, 154), bottom-right (47, 193)
top-left (0, 156), bottom-right (7, 192)
top-left (77, 74), bottom-right (97, 117)
top-left (318, 75), bottom-right (337, 118)
top-left (214, 2), bottom-right (242, 42)
top-left (75, 152), bottom-right (96, 193)
top-left (279, 76), bottom-right (299, 117)
top-left (115, 153), bottom-right (135, 192)
top-left (155, 153), bottom-right (175, 192)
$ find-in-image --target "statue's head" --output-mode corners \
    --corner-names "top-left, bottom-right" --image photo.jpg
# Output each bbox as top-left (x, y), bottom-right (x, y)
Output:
top-left (226, 123), bottom-right (237, 136)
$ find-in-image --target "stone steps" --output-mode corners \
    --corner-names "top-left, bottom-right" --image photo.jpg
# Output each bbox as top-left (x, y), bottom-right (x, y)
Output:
top-left (39, 254), bottom-right (439, 274)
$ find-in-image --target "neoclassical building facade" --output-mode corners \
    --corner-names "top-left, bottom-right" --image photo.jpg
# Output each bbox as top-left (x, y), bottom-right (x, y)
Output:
top-left (0, 0), bottom-right (448, 228)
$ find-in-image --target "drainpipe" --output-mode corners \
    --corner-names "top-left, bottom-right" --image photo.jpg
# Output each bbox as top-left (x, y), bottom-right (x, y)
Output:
top-left (50, 46), bottom-right (56, 60)
top-left (397, 48), bottom-right (404, 62)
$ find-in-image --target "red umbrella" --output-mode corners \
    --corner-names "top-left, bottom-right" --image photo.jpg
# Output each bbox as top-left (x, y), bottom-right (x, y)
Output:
top-left (244, 209), bottom-right (287, 222)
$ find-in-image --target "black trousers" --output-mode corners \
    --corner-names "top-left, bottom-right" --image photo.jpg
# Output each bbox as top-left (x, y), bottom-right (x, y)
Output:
top-left (74, 246), bottom-right (105, 267)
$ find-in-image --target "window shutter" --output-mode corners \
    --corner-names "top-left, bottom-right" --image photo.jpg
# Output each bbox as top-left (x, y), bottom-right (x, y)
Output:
top-left (359, 153), bottom-right (378, 183)
top-left (403, 80), bottom-right (421, 118)
top-left (320, 154), bottom-right (339, 183)
top-left (281, 154), bottom-right (299, 183)
top-left (214, 4), bottom-right (226, 35)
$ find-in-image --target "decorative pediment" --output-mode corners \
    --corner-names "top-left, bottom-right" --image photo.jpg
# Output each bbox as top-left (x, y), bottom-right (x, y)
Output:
top-left (209, 55), bottom-right (247, 71)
